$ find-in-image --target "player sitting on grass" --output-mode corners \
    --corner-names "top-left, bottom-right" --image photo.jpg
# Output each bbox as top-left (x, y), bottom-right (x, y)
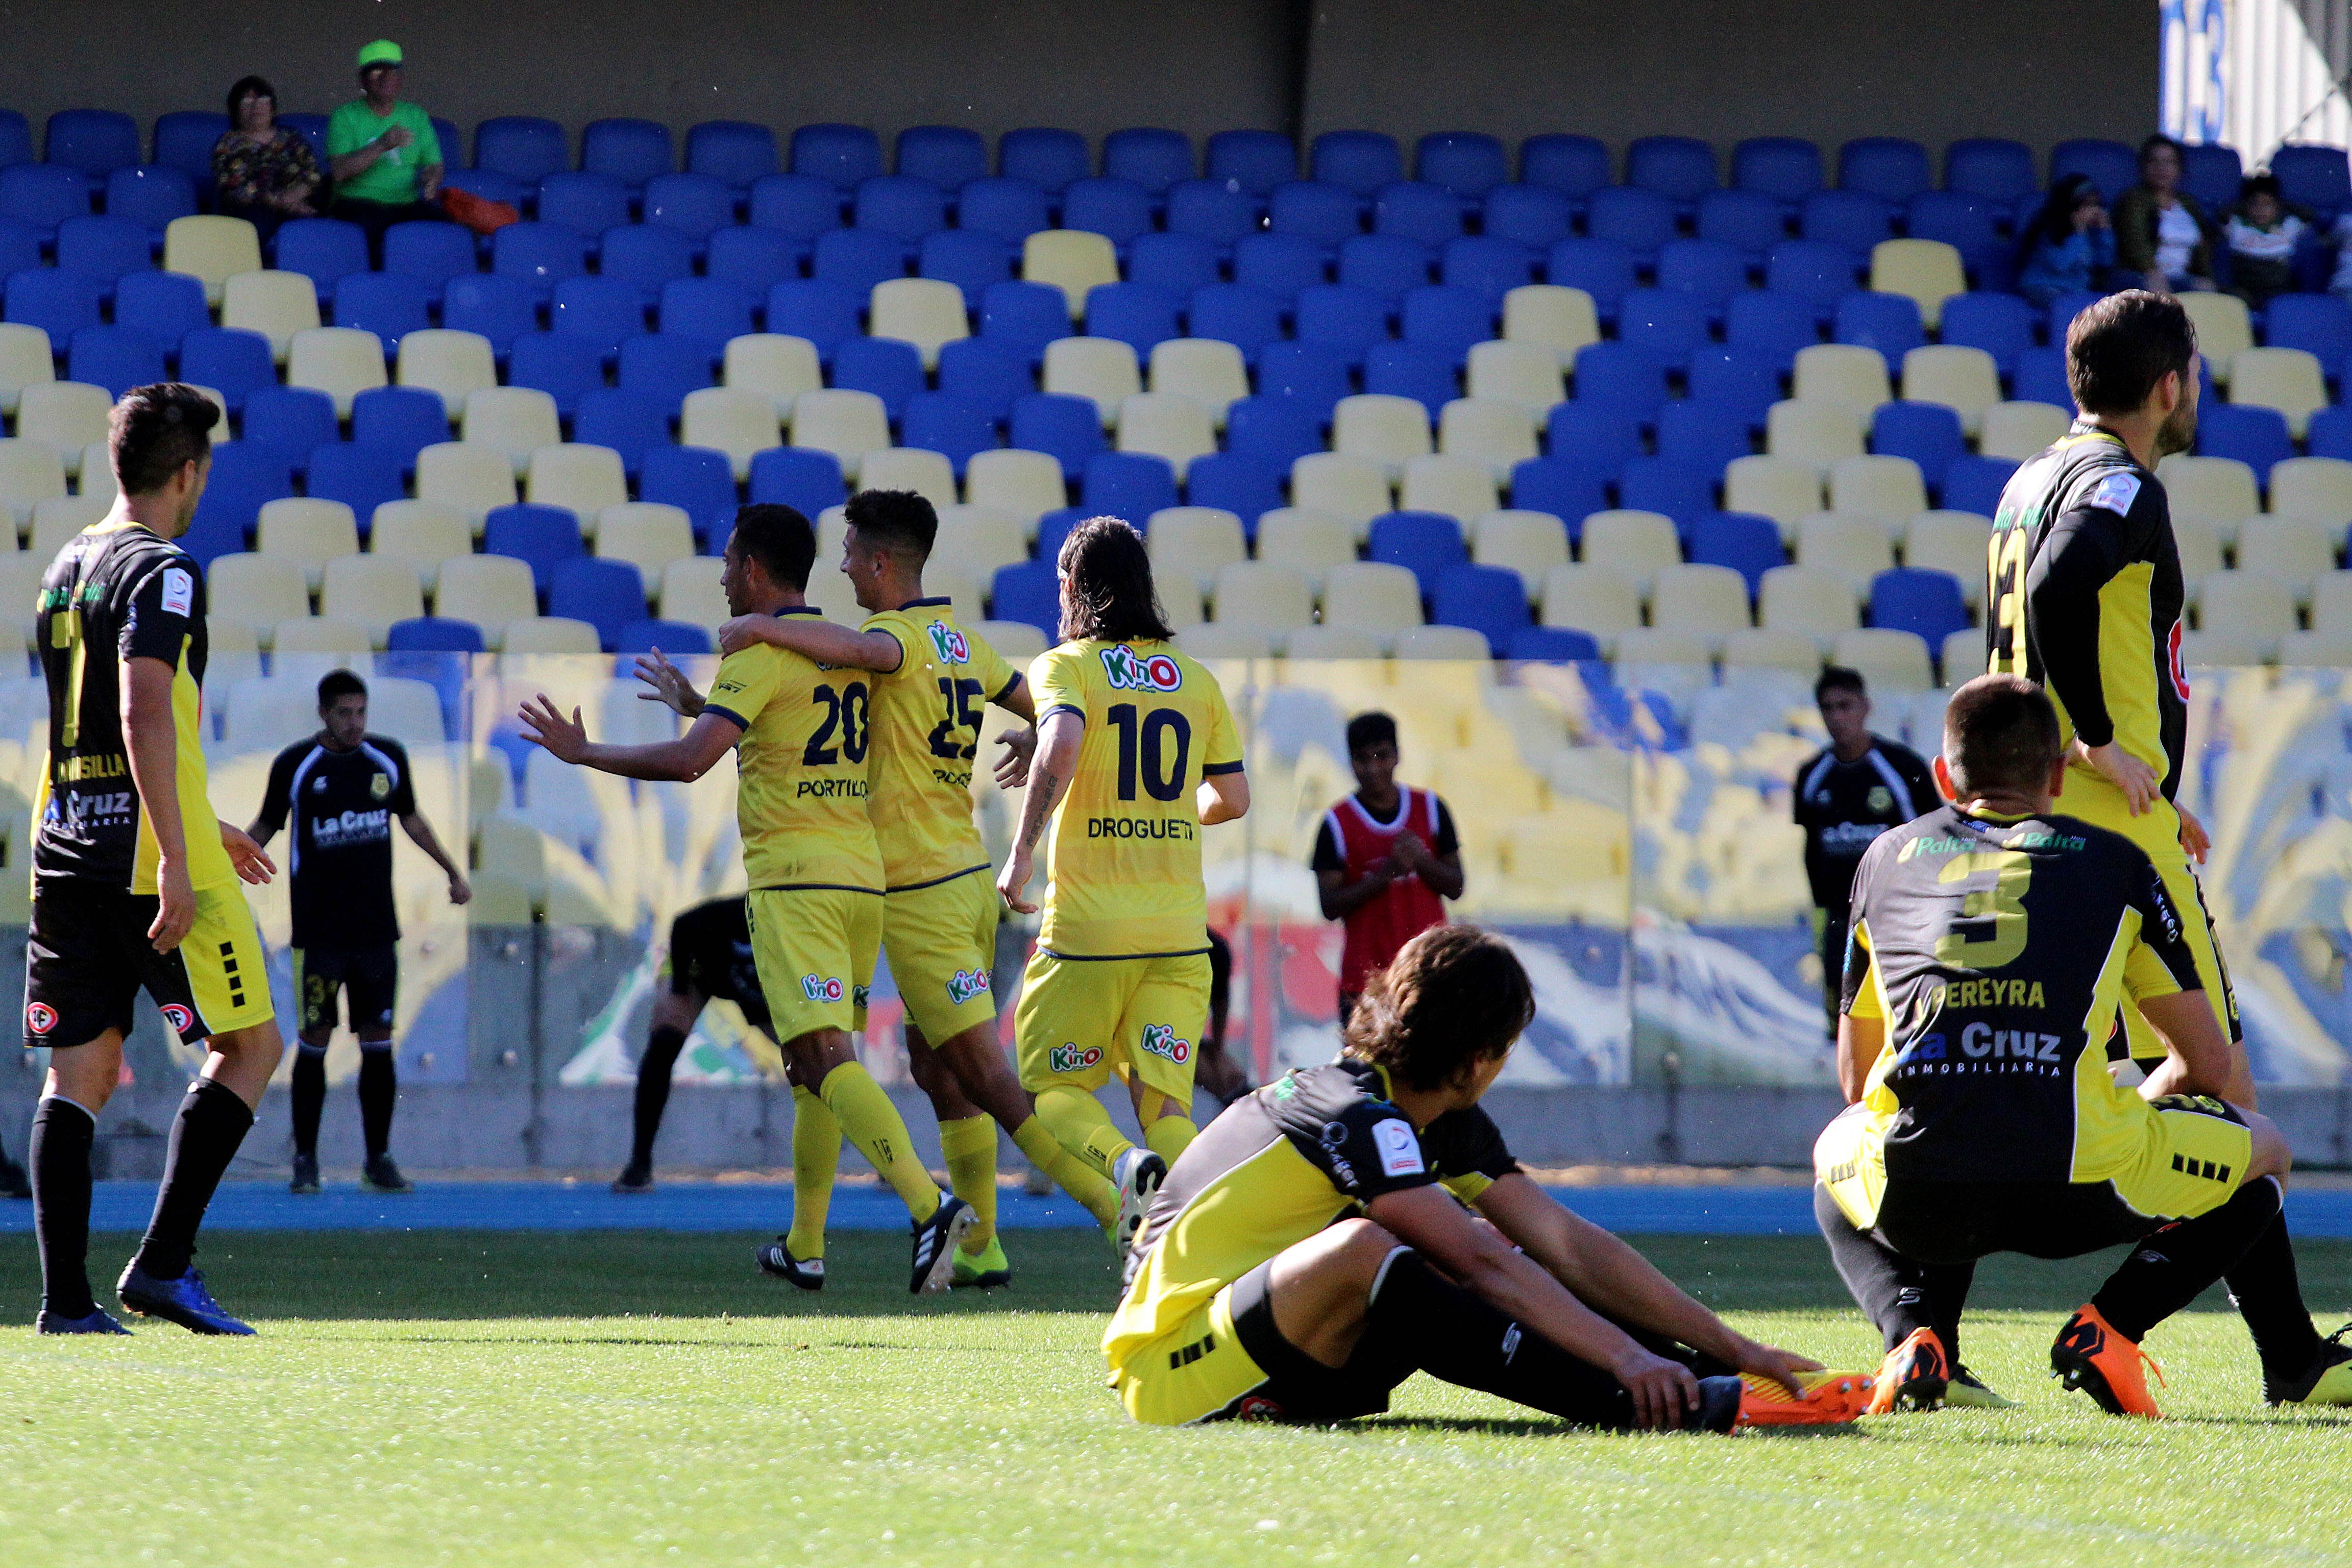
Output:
top-left (1106, 923), bottom-right (1870, 1430)
top-left (1816, 674), bottom-right (2352, 1415)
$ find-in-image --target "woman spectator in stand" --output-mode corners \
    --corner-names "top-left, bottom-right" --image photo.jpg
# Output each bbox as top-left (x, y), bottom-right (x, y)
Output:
top-left (2113, 133), bottom-right (2218, 294)
top-left (2015, 174), bottom-right (2115, 308)
top-left (210, 76), bottom-right (322, 243)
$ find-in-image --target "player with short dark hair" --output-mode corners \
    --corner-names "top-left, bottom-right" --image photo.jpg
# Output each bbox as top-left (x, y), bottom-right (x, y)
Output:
top-left (1312, 711), bottom-right (1463, 1027)
top-left (247, 669), bottom-right (470, 1194)
top-left (1815, 675), bottom-right (2351, 1414)
top-left (1108, 924), bottom-right (1868, 1429)
top-left (24, 384), bottom-right (286, 1335)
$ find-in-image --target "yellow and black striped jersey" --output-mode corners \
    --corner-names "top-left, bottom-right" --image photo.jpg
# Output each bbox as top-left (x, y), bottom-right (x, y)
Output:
top-left (859, 597), bottom-right (1021, 889)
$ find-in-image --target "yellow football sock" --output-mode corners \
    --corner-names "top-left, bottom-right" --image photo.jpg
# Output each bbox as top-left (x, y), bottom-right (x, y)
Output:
top-left (1012, 1113), bottom-right (1119, 1228)
top-left (1036, 1084), bottom-right (1134, 1182)
top-left (938, 1114), bottom-right (998, 1253)
top-left (786, 1084), bottom-right (839, 1259)
top-left (1143, 1113), bottom-right (1197, 1165)
top-left (819, 1061), bottom-right (940, 1222)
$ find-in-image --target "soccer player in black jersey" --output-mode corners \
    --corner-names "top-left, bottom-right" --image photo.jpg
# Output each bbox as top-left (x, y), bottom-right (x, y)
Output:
top-left (1815, 675), bottom-right (2352, 1414)
top-left (1106, 925), bottom-right (1872, 1429)
top-left (247, 669), bottom-right (470, 1194)
top-left (24, 385), bottom-right (286, 1335)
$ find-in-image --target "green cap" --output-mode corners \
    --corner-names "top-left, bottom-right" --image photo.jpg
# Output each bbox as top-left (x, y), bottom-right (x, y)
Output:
top-left (356, 39), bottom-right (403, 71)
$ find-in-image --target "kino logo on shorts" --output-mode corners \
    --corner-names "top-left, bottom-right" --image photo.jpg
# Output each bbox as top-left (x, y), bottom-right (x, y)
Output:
top-left (1098, 645), bottom-right (1183, 693)
top-left (946, 967), bottom-right (990, 1005)
top-left (1048, 1043), bottom-right (1104, 1073)
top-left (1139, 1022), bottom-right (1191, 1064)
top-left (926, 622), bottom-right (970, 664)
top-left (800, 974), bottom-right (845, 1002)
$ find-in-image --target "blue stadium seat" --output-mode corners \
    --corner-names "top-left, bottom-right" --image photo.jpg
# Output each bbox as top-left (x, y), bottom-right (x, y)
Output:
top-left (552, 275), bottom-right (648, 357)
top-left (351, 385), bottom-right (450, 470)
top-left (1870, 401), bottom-right (1967, 492)
top-left (934, 342), bottom-right (1034, 429)
top-left (582, 118), bottom-right (675, 190)
top-left (335, 272), bottom-right (433, 342)
top-left (484, 503), bottom-right (586, 593)
top-left (0, 219), bottom-right (37, 284)
top-left (431, 117), bottom-right (463, 170)
top-left (1010, 392), bottom-right (1104, 477)
top-left (1907, 192), bottom-right (2010, 286)
top-left (178, 327), bottom-right (275, 410)
top-left (550, 556), bottom-right (648, 649)
top-left (1932, 142), bottom-right (2031, 211)
top-left (1337, 233), bottom-right (1435, 301)
top-left (832, 334), bottom-right (923, 419)
top-left (642, 446), bottom-right (739, 545)
top-left (54, 214), bottom-right (151, 286)
top-left (1520, 135), bottom-right (1611, 203)
top-left (1545, 400), bottom-right (1646, 469)
top-left (998, 128), bottom-right (1090, 194)
top-left (1626, 136), bottom-right (1718, 205)
top-left (1367, 510), bottom-right (1466, 596)
top-left (1765, 239), bottom-right (1863, 322)
top-left (1685, 347), bottom-right (1783, 429)
top-left (442, 274), bottom-right (538, 358)
top-left (1374, 180), bottom-right (1466, 247)
top-left (573, 388), bottom-right (670, 477)
top-left (0, 110), bottom-right (28, 169)
top-left (45, 110), bottom-right (139, 177)
top-left (182, 443), bottom-right (295, 562)
top-left (1483, 184), bottom-right (1573, 250)
top-left (1510, 625), bottom-right (1602, 662)
top-left (1059, 177), bottom-right (1155, 246)
top-left (1127, 231), bottom-right (1220, 297)
top-left (2195, 402), bottom-right (2294, 484)
top-left (275, 217), bottom-right (371, 302)
top-left (536, 171), bottom-right (632, 239)
top-left (956, 177), bottom-right (1052, 246)
top-left (618, 332), bottom-right (718, 414)
top-left (1509, 456), bottom-right (1612, 534)
top-left (278, 114), bottom-right (330, 167)
top-left (1269, 180), bottom-right (1362, 248)
top-left (1837, 138), bottom-right (1931, 205)
top-left (748, 173), bottom-right (845, 242)
top-left (1209, 130), bottom-right (1298, 198)
top-left (1104, 128), bottom-right (1194, 198)
top-left (644, 173), bottom-right (737, 243)
top-left (380, 222), bottom-right (477, 297)
top-left (895, 126), bottom-right (987, 191)
top-left (1167, 178), bottom-right (1257, 248)
top-left (493, 223), bottom-right (591, 302)
top-left (1416, 133), bottom-right (1508, 200)
top-left (899, 391), bottom-right (999, 472)
top-left (1655, 399), bottom-right (1753, 471)
top-left (2265, 292), bottom-right (2352, 367)
top-left (854, 175), bottom-right (947, 244)
top-left (1617, 455), bottom-right (1717, 527)
top-left (1441, 234), bottom-right (1538, 305)
top-left (1940, 454), bottom-right (2018, 517)
top-left (659, 276), bottom-right (756, 350)
top-left (0, 163), bottom-right (91, 233)
top-left (2308, 404), bottom-right (2352, 462)
top-left (1585, 185), bottom-right (1676, 257)
top-left (1654, 238), bottom-right (1748, 312)
top-left (113, 268), bottom-right (207, 350)
top-left (1938, 290), bottom-right (2036, 377)
top-left (765, 279), bottom-right (864, 358)
top-left (304, 443), bottom-right (406, 521)
top-left (1186, 282), bottom-right (1285, 362)
top-left (979, 280), bottom-right (1070, 365)
top-left (1723, 288), bottom-right (1819, 370)
top-left (475, 117), bottom-right (569, 184)
top-left (1431, 563), bottom-right (1526, 654)
top-left (914, 230), bottom-right (1009, 311)
top-left (1695, 188), bottom-right (1787, 258)
top-left (705, 225), bottom-right (805, 294)
top-left (1834, 290), bottom-right (1923, 359)
top-left (2041, 289), bottom-right (2104, 345)
top-left (1257, 339), bottom-right (1353, 419)
top-left (749, 445), bottom-right (847, 516)
top-left (687, 121), bottom-right (778, 189)
top-left (1362, 340), bottom-right (1458, 416)
top-left (1084, 451), bottom-right (1179, 518)
top-left (151, 112), bottom-right (228, 183)
top-left (615, 619), bottom-right (714, 656)
top-left (1312, 131), bottom-right (1404, 200)
top-left (5, 267), bottom-right (103, 340)
top-left (66, 323), bottom-right (163, 399)
top-left (792, 124), bottom-right (884, 191)
top-left (1235, 232), bottom-right (1330, 302)
top-left (1614, 287), bottom-right (1708, 370)
top-left (1399, 283), bottom-right (1492, 363)
top-left (1801, 189), bottom-right (1896, 255)
top-left (1081, 281), bottom-right (1181, 357)
top-left (443, 167), bottom-right (528, 209)
top-left (600, 223), bottom-right (696, 302)
top-left (1732, 137), bottom-right (1823, 205)
top-left (2051, 138), bottom-right (2141, 204)
top-left (2180, 142), bottom-right (2246, 215)
top-left (1871, 568), bottom-right (1969, 647)
top-left (1184, 451), bottom-right (1284, 528)
top-left (2012, 346), bottom-right (2071, 410)
top-left (812, 226), bottom-right (910, 294)
top-left (989, 558), bottom-right (1061, 635)
top-left (385, 616), bottom-right (488, 653)
top-left (508, 331), bottom-right (607, 417)
top-left (105, 165), bottom-right (195, 233)
top-left (1687, 510), bottom-right (1782, 594)
top-left (1545, 236), bottom-right (1637, 320)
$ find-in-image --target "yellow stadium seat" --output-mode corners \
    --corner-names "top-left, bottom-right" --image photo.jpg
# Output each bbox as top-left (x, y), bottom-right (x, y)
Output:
top-left (501, 616), bottom-right (602, 659)
top-left (2230, 347), bottom-right (2329, 439)
top-left (370, 500), bottom-right (474, 583)
top-left (1502, 284), bottom-right (1600, 364)
top-left (414, 442), bottom-right (518, 526)
top-left (2310, 572), bottom-right (2352, 633)
top-left (1977, 400), bottom-right (2071, 460)
top-left (204, 616), bottom-right (261, 687)
top-left (1904, 511), bottom-right (1993, 608)
top-left (1902, 345), bottom-right (2002, 436)
top-left (2180, 629), bottom-right (2269, 667)
top-left (1333, 393), bottom-right (1433, 476)
top-left (318, 554), bottom-right (425, 647)
top-left (76, 439), bottom-right (114, 498)
top-left (271, 614), bottom-right (369, 663)
top-left (1253, 508), bottom-right (1355, 594)
top-left (0, 323), bottom-right (54, 417)
top-left (1394, 625), bottom-right (1491, 662)
top-left (1155, 571), bottom-right (1205, 630)
top-left (1723, 455), bottom-right (1825, 534)
top-left (1281, 624), bottom-right (1385, 659)
top-left (1210, 561), bottom-right (1315, 631)
top-left (30, 494), bottom-right (107, 556)
top-left (206, 553), bottom-right (311, 645)
top-left (790, 389), bottom-right (892, 474)
top-left (0, 439), bottom-right (65, 525)
top-left (1869, 238), bottom-right (1966, 329)
top-left (1472, 509), bottom-right (1570, 584)
top-left (868, 278), bottom-right (968, 369)
top-left (1759, 564), bottom-right (1861, 643)
top-left (1439, 397), bottom-right (1538, 477)
top-left (2196, 571), bottom-right (2296, 657)
top-left (1833, 627), bottom-right (1934, 691)
top-left (461, 387), bottom-right (563, 476)
top-left (1796, 511), bottom-right (1895, 594)
top-left (1177, 623), bottom-right (1276, 659)
top-left (857, 446), bottom-right (958, 507)
top-left (1148, 506), bottom-right (1247, 596)
top-left (2178, 292), bottom-right (2253, 382)
top-left (222, 271), bottom-right (323, 363)
top-left (2269, 457), bottom-right (2352, 524)
top-left (1829, 455), bottom-right (1927, 520)
top-left (1321, 561), bottom-right (1425, 646)
top-left (1290, 452), bottom-right (1393, 534)
top-left (255, 497), bottom-right (359, 590)
top-left (1400, 454), bottom-right (1498, 522)
top-left (15, 382), bottom-right (111, 478)
top-left (1612, 627), bottom-right (1714, 668)
top-left (1792, 343), bottom-right (1891, 413)
top-left (1149, 338), bottom-right (1250, 427)
top-left (973, 619), bottom-right (1048, 664)
top-left (1465, 339), bottom-right (1565, 418)
top-left (723, 333), bottom-right (825, 415)
top-left (1537, 563), bottom-right (1641, 644)
top-left (2157, 454), bottom-right (2260, 541)
top-left (1721, 627), bottom-right (1825, 677)
top-left (1767, 398), bottom-right (1867, 471)
top-left (964, 448), bottom-right (1065, 530)
top-left (2280, 626), bottom-right (2352, 666)
top-left (1023, 230), bottom-right (1119, 317)
top-left (163, 215), bottom-right (261, 307)
top-left (1942, 626), bottom-right (1985, 683)
top-left (433, 555), bottom-right (538, 648)
top-left (1579, 508), bottom-right (1681, 595)
top-left (527, 444), bottom-right (628, 526)
top-left (1651, 563), bottom-right (1752, 641)
top-left (658, 554), bottom-right (727, 629)
top-left (1117, 393), bottom-right (1216, 480)
top-left (931, 505), bottom-right (1028, 582)
top-left (594, 503), bottom-right (696, 582)
top-left (678, 387), bottom-right (782, 480)
top-left (2173, 513), bottom-right (2224, 586)
top-left (1042, 336), bottom-right (1140, 427)
top-left (2235, 518), bottom-right (2339, 601)
top-left (396, 329), bottom-right (496, 410)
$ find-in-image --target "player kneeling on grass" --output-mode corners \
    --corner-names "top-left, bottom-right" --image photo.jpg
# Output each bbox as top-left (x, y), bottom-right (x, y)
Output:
top-left (1106, 924), bottom-right (1870, 1430)
top-left (1815, 674), bottom-right (2352, 1417)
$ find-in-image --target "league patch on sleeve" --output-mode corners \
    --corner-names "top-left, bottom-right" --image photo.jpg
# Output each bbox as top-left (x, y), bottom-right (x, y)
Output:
top-left (2085, 471), bottom-right (2141, 517)
top-left (1371, 1117), bottom-right (1424, 1177)
top-left (160, 567), bottom-right (194, 619)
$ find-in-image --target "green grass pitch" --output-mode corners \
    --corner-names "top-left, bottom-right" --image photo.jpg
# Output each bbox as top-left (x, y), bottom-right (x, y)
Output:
top-left (3, 1228), bottom-right (2349, 1567)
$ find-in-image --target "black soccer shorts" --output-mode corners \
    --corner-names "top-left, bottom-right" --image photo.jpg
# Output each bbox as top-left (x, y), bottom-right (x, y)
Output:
top-left (664, 898), bottom-right (772, 1032)
top-left (24, 881), bottom-right (243, 1048)
top-left (293, 944), bottom-right (398, 1037)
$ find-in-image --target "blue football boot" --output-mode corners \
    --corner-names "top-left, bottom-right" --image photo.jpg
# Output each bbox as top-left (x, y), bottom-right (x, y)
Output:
top-left (116, 1263), bottom-right (256, 1335)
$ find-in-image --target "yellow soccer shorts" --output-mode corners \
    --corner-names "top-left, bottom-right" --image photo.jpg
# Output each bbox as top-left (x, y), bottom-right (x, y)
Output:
top-left (1109, 1283), bottom-right (1269, 1426)
top-left (1015, 948), bottom-right (1210, 1103)
top-left (2111, 1094), bottom-right (2258, 1221)
top-left (745, 886), bottom-right (880, 1045)
top-left (181, 882), bottom-right (275, 1039)
top-left (2056, 768), bottom-right (2240, 1061)
top-left (884, 868), bottom-right (1000, 1044)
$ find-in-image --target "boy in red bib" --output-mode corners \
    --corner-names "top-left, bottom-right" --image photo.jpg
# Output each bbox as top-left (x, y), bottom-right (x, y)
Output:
top-left (1311, 713), bottom-right (1464, 1025)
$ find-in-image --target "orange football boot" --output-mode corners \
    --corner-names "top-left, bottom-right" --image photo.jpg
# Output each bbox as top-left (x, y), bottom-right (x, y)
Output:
top-left (1867, 1327), bottom-right (1949, 1413)
top-left (2050, 1304), bottom-right (2166, 1418)
top-left (1735, 1367), bottom-right (1874, 1427)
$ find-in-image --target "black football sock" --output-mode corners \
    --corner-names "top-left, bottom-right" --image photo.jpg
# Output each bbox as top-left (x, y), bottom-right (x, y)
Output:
top-left (630, 1025), bottom-right (687, 1167)
top-left (1362, 1248), bottom-right (1642, 1428)
top-left (290, 1042), bottom-right (326, 1158)
top-left (1815, 1183), bottom-right (1936, 1350)
top-left (30, 1096), bottom-right (97, 1318)
top-left (1922, 1259), bottom-right (1975, 1368)
top-left (133, 1079), bottom-right (255, 1281)
top-left (357, 1044), bottom-right (396, 1160)
top-left (2093, 1177), bottom-right (2281, 1344)
top-left (2223, 1208), bottom-right (2323, 1383)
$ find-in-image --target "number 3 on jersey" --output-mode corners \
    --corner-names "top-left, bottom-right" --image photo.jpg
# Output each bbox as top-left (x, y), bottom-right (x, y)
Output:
top-left (804, 681), bottom-right (869, 764)
top-left (1986, 523), bottom-right (2029, 676)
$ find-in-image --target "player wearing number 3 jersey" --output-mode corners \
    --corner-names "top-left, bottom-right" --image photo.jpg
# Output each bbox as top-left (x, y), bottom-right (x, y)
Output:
top-left (998, 517), bottom-right (1250, 1255)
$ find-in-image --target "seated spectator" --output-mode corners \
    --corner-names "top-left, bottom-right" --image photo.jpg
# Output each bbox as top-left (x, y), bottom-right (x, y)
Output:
top-left (2015, 174), bottom-right (2115, 308)
top-left (2113, 134), bottom-right (2217, 295)
top-left (326, 39), bottom-right (448, 262)
top-left (2224, 174), bottom-right (2305, 309)
top-left (211, 76), bottom-right (321, 243)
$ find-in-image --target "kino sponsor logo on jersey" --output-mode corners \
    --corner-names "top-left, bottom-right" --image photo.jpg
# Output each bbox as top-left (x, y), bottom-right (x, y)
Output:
top-left (925, 622), bottom-right (970, 665)
top-left (1098, 645), bottom-right (1182, 694)
top-left (1138, 1022), bottom-right (1190, 1064)
top-left (945, 967), bottom-right (990, 1006)
top-left (1048, 1042), bottom-right (1104, 1073)
top-left (800, 974), bottom-right (845, 1003)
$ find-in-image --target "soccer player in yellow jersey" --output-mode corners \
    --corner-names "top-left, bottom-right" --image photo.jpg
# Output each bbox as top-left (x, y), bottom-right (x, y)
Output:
top-left (997, 517), bottom-right (1251, 1253)
top-left (520, 504), bottom-right (974, 1293)
top-left (713, 489), bottom-right (1122, 1284)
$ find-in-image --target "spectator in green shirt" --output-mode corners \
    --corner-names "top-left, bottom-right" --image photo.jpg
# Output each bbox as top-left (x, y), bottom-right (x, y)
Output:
top-left (326, 39), bottom-right (449, 262)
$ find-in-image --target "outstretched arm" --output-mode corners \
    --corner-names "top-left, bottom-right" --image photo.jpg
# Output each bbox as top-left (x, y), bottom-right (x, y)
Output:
top-left (519, 696), bottom-right (742, 783)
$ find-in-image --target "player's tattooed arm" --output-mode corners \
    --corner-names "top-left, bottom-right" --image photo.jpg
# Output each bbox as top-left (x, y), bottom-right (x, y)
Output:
top-left (997, 709), bottom-right (1082, 913)
top-left (716, 614), bottom-right (903, 672)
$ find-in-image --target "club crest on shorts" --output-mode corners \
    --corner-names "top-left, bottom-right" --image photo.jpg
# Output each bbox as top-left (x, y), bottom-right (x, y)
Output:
top-left (925, 621), bottom-right (970, 664)
top-left (1139, 1022), bottom-right (1191, 1064)
top-left (800, 974), bottom-right (845, 1003)
top-left (1047, 1042), bottom-right (1103, 1073)
top-left (945, 967), bottom-right (990, 1005)
top-left (24, 1001), bottom-right (55, 1034)
top-left (160, 1003), bottom-right (195, 1036)
top-left (1099, 645), bottom-right (1182, 693)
